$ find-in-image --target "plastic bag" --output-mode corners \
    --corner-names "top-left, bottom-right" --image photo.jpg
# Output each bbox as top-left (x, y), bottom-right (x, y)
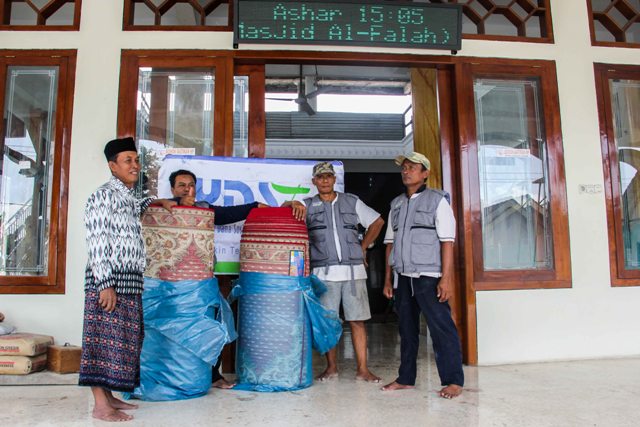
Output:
top-left (128, 277), bottom-right (236, 401)
top-left (230, 272), bottom-right (341, 392)
top-left (305, 275), bottom-right (343, 354)
top-left (0, 323), bottom-right (16, 335)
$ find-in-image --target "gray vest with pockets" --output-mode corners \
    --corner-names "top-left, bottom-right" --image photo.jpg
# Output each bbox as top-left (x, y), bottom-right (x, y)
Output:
top-left (304, 193), bottom-right (365, 269)
top-left (390, 188), bottom-right (446, 274)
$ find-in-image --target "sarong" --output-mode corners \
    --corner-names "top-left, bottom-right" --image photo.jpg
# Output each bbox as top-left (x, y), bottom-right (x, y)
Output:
top-left (78, 290), bottom-right (144, 392)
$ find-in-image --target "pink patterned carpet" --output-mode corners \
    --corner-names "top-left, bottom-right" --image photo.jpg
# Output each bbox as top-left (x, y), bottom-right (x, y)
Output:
top-left (240, 207), bottom-right (310, 276)
top-left (142, 206), bottom-right (215, 281)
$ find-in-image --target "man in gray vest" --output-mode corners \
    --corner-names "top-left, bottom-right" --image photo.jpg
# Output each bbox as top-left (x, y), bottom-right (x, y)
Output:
top-left (381, 152), bottom-right (464, 399)
top-left (293, 161), bottom-right (384, 382)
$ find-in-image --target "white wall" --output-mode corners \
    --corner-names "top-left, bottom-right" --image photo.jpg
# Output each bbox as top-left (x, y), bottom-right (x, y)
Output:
top-left (1, 0), bottom-right (639, 364)
top-left (472, 0), bottom-right (640, 364)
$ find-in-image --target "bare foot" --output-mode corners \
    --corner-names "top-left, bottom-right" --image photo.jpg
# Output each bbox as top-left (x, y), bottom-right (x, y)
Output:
top-left (315, 368), bottom-right (339, 382)
top-left (439, 384), bottom-right (463, 399)
top-left (380, 381), bottom-right (415, 391)
top-left (355, 370), bottom-right (381, 383)
top-left (107, 395), bottom-right (138, 410)
top-left (92, 407), bottom-right (133, 422)
top-left (213, 378), bottom-right (236, 389)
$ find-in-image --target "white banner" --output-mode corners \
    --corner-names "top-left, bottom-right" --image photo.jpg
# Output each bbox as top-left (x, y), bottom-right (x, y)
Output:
top-left (158, 155), bottom-right (344, 274)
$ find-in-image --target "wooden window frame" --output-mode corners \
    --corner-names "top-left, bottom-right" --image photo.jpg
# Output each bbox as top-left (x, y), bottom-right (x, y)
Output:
top-left (0, 0), bottom-right (82, 31)
top-left (455, 59), bottom-right (571, 291)
top-left (0, 50), bottom-right (76, 294)
top-left (594, 63), bottom-right (640, 286)
top-left (117, 50), bottom-right (234, 156)
top-left (234, 64), bottom-right (265, 158)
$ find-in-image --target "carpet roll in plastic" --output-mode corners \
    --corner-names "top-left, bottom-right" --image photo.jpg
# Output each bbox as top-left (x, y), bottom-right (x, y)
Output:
top-left (129, 277), bottom-right (236, 401)
top-left (131, 206), bottom-right (235, 401)
top-left (232, 208), bottom-right (341, 392)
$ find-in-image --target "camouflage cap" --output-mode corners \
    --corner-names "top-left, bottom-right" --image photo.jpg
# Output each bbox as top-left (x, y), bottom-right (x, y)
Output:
top-left (312, 161), bottom-right (336, 177)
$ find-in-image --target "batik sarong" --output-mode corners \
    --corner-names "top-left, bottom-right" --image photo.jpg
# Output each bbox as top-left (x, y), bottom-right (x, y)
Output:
top-left (78, 290), bottom-right (144, 392)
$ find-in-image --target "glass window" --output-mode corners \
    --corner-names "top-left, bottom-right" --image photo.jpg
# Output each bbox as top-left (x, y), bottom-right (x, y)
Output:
top-left (595, 64), bottom-right (640, 286)
top-left (233, 76), bottom-right (249, 158)
top-left (136, 68), bottom-right (216, 196)
top-left (463, 61), bottom-right (570, 290)
top-left (473, 78), bottom-right (553, 270)
top-left (610, 78), bottom-right (640, 269)
top-left (1, 66), bottom-right (58, 276)
top-left (0, 51), bottom-right (75, 294)
top-left (117, 54), bottom-right (231, 191)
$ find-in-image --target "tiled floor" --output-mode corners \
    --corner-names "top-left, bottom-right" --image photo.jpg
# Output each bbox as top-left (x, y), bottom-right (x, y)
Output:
top-left (1, 323), bottom-right (639, 426)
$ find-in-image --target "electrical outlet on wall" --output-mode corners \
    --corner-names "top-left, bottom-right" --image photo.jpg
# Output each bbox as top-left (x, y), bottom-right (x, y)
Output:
top-left (578, 184), bottom-right (602, 194)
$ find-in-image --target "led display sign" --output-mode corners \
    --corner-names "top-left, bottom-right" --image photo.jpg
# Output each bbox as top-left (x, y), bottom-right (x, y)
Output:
top-left (234, 1), bottom-right (462, 52)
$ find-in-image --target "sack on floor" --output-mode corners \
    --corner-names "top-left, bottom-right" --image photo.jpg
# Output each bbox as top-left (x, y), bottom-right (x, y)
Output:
top-left (0, 333), bottom-right (53, 356)
top-left (0, 354), bottom-right (47, 375)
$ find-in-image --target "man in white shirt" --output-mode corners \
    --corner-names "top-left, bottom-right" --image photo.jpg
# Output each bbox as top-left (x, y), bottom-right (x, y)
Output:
top-left (290, 161), bottom-right (384, 382)
top-left (381, 152), bottom-right (464, 399)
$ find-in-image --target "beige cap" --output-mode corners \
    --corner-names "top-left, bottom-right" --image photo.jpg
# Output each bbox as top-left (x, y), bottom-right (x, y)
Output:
top-left (312, 161), bottom-right (336, 177)
top-left (395, 152), bottom-right (430, 170)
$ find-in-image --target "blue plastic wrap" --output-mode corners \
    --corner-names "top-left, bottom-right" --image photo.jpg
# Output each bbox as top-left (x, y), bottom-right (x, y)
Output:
top-left (128, 277), bottom-right (236, 401)
top-left (229, 272), bottom-right (342, 392)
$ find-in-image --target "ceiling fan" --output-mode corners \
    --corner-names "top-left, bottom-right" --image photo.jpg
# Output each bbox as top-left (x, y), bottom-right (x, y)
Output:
top-left (267, 65), bottom-right (325, 116)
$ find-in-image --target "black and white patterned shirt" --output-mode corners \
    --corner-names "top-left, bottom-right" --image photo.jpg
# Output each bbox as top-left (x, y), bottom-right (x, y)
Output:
top-left (84, 176), bottom-right (154, 294)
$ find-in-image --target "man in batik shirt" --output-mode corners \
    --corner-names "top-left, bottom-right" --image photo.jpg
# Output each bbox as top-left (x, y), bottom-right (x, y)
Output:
top-left (79, 137), bottom-right (172, 422)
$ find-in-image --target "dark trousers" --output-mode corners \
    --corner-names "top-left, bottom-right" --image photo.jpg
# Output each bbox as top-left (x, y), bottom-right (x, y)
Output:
top-left (212, 305), bottom-right (224, 383)
top-left (395, 275), bottom-right (464, 387)
top-left (212, 359), bottom-right (223, 383)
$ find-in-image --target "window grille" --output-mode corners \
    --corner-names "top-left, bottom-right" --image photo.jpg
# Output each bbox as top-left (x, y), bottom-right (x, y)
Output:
top-left (589, 0), bottom-right (640, 46)
top-left (425, 0), bottom-right (553, 41)
top-left (123, 0), bottom-right (552, 41)
top-left (0, 0), bottom-right (80, 29)
top-left (124, 0), bottom-right (231, 30)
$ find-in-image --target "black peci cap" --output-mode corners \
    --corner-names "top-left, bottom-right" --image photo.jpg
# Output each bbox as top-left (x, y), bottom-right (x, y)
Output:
top-left (104, 137), bottom-right (137, 160)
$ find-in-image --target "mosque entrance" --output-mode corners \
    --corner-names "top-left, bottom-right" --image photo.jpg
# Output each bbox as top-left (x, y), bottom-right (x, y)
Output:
top-left (250, 62), bottom-right (467, 357)
top-left (342, 165), bottom-right (405, 320)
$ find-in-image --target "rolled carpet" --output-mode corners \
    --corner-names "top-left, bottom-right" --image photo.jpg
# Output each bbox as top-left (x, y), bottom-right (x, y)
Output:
top-left (233, 208), bottom-right (341, 392)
